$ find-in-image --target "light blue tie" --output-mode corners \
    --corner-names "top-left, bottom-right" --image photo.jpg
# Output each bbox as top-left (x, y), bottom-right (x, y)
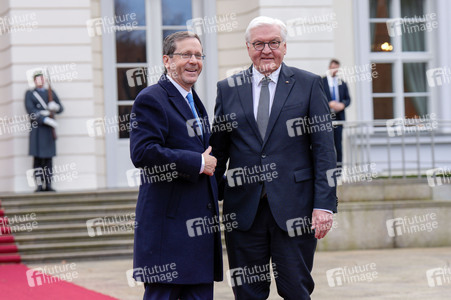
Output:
top-left (187, 92), bottom-right (203, 138)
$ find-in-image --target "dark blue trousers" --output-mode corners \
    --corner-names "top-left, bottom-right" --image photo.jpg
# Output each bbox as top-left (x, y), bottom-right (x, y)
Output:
top-left (225, 197), bottom-right (317, 300)
top-left (333, 125), bottom-right (343, 166)
top-left (143, 282), bottom-right (213, 300)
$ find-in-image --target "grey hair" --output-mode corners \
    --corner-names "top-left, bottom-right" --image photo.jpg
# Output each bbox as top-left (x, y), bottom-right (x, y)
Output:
top-left (245, 16), bottom-right (287, 42)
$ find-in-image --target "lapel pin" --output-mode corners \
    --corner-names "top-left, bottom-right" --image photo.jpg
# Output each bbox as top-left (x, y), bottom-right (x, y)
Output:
top-left (285, 81), bottom-right (289, 84)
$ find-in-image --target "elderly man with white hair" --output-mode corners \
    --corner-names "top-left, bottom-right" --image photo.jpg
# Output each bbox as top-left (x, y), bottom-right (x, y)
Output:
top-left (211, 16), bottom-right (337, 299)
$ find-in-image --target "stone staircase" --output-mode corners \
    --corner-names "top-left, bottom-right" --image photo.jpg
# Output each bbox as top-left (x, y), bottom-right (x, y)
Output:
top-left (0, 189), bottom-right (138, 263)
top-left (2, 180), bottom-right (449, 263)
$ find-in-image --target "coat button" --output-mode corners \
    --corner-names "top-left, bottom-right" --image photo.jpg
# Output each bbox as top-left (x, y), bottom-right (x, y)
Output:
top-left (207, 203), bottom-right (212, 209)
top-left (261, 153), bottom-right (267, 158)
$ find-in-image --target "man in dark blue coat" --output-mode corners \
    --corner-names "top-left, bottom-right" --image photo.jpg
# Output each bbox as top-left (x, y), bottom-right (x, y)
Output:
top-left (25, 71), bottom-right (63, 192)
top-left (129, 31), bottom-right (223, 300)
top-left (322, 59), bottom-right (351, 166)
top-left (210, 17), bottom-right (337, 300)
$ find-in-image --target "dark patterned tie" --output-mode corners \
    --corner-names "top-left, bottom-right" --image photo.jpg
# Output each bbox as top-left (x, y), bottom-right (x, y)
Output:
top-left (257, 76), bottom-right (271, 139)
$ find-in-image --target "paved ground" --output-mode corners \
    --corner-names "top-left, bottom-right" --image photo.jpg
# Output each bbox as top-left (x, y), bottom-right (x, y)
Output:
top-left (29, 247), bottom-right (451, 299)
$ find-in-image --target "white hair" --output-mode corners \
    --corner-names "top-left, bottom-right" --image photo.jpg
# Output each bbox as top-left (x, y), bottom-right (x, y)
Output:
top-left (245, 16), bottom-right (287, 42)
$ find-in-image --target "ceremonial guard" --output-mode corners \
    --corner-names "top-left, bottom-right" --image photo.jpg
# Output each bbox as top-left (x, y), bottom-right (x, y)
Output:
top-left (25, 70), bottom-right (63, 192)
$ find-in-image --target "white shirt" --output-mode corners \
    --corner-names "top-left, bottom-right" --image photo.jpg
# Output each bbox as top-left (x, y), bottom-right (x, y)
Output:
top-left (167, 75), bottom-right (205, 173)
top-left (167, 75), bottom-right (191, 105)
top-left (252, 65), bottom-right (281, 120)
top-left (326, 75), bottom-right (340, 101)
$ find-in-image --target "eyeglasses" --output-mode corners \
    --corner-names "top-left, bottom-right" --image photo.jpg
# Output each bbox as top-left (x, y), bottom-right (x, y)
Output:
top-left (171, 53), bottom-right (206, 60)
top-left (249, 41), bottom-right (282, 51)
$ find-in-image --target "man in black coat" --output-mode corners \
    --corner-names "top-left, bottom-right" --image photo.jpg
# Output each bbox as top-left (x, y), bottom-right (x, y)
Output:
top-left (25, 71), bottom-right (63, 192)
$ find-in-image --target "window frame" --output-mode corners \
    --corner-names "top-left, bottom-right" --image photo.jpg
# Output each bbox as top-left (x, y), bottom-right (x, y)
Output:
top-left (354, 0), bottom-right (437, 121)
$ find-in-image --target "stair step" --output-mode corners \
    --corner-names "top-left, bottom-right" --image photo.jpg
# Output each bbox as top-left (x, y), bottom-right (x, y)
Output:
top-left (1, 196), bottom-right (136, 209)
top-left (4, 204), bottom-right (136, 216)
top-left (0, 244), bottom-right (18, 253)
top-left (0, 235), bottom-right (15, 243)
top-left (0, 189), bottom-right (138, 202)
top-left (2, 212), bottom-right (135, 226)
top-left (12, 222), bottom-right (136, 235)
top-left (14, 231), bottom-right (133, 245)
top-left (0, 254), bottom-right (21, 263)
top-left (1, 226), bottom-right (11, 234)
top-left (19, 240), bottom-right (133, 251)
top-left (19, 240), bottom-right (133, 255)
top-left (21, 248), bottom-right (132, 263)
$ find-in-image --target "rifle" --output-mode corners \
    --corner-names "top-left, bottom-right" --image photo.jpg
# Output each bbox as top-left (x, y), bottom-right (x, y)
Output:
top-left (45, 68), bottom-right (57, 140)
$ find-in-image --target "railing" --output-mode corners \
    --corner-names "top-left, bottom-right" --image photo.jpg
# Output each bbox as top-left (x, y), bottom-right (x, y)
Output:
top-left (334, 119), bottom-right (451, 179)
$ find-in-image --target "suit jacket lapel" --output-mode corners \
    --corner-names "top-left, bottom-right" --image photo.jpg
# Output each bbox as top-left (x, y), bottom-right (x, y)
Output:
top-left (160, 75), bottom-right (204, 145)
top-left (262, 63), bottom-right (295, 147)
top-left (323, 77), bottom-right (331, 100)
top-left (338, 83), bottom-right (344, 102)
top-left (237, 67), bottom-right (263, 143)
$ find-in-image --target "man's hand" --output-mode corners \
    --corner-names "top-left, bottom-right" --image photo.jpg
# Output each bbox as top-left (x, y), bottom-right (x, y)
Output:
top-left (202, 146), bottom-right (217, 176)
top-left (329, 101), bottom-right (345, 112)
top-left (334, 102), bottom-right (345, 112)
top-left (311, 210), bottom-right (334, 239)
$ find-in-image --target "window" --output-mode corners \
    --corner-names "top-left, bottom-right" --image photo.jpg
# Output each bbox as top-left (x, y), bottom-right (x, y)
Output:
top-left (369, 0), bottom-right (432, 119)
top-left (114, 0), bottom-right (193, 138)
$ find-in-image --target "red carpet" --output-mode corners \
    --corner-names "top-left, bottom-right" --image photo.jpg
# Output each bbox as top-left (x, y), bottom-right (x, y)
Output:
top-left (0, 235), bottom-right (15, 243)
top-left (0, 206), bottom-right (21, 263)
top-left (0, 244), bottom-right (18, 253)
top-left (0, 264), bottom-right (118, 300)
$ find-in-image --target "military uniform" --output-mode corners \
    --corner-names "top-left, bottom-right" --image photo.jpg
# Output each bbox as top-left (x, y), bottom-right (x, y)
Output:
top-left (24, 81), bottom-right (63, 192)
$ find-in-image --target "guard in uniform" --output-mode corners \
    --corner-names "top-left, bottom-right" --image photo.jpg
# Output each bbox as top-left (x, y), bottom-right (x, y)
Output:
top-left (24, 71), bottom-right (63, 192)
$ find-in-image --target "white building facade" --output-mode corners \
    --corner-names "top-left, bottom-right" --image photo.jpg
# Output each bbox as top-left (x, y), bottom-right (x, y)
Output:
top-left (1, 0), bottom-right (450, 192)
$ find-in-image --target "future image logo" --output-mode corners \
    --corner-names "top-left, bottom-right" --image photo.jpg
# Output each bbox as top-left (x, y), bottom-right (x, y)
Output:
top-left (226, 164), bottom-right (278, 187)
top-left (426, 67), bottom-right (451, 87)
top-left (226, 263), bottom-right (277, 287)
top-left (426, 167), bottom-right (451, 187)
top-left (426, 266), bottom-right (451, 287)
top-left (326, 263), bottom-right (377, 287)
top-left (386, 213), bottom-right (438, 237)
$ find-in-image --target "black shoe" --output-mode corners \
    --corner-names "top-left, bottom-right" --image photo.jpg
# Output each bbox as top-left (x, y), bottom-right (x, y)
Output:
top-left (34, 186), bottom-right (44, 192)
top-left (44, 187), bottom-right (56, 192)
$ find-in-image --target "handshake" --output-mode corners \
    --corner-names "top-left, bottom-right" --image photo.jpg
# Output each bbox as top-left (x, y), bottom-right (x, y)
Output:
top-left (202, 146), bottom-right (217, 176)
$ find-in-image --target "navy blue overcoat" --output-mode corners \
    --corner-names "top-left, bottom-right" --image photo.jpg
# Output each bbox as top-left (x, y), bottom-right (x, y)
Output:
top-left (130, 75), bottom-right (223, 284)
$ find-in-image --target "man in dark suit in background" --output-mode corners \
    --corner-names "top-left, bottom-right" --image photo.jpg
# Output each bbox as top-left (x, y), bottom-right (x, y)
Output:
top-left (25, 71), bottom-right (63, 192)
top-left (129, 31), bottom-right (222, 300)
top-left (211, 16), bottom-right (337, 300)
top-left (322, 59), bottom-right (351, 167)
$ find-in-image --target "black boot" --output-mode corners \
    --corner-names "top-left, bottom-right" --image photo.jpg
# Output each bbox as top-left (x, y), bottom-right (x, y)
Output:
top-left (44, 184), bottom-right (56, 192)
top-left (34, 186), bottom-right (44, 192)
top-left (44, 179), bottom-right (56, 192)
